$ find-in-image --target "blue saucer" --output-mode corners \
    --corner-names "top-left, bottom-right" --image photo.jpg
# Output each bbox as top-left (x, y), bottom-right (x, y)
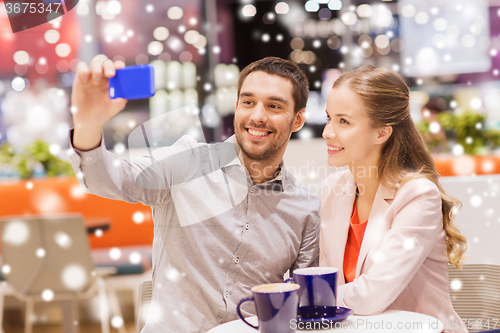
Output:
top-left (297, 306), bottom-right (353, 328)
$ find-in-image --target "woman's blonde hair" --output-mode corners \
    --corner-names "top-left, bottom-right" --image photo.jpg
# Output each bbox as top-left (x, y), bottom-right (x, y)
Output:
top-left (333, 65), bottom-right (467, 268)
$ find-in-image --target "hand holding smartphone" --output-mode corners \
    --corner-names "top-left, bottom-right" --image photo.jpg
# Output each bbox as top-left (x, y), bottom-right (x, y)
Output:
top-left (108, 64), bottom-right (155, 100)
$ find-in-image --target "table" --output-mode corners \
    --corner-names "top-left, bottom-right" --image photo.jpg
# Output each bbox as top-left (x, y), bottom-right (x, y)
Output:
top-left (207, 311), bottom-right (444, 333)
top-left (85, 217), bottom-right (111, 234)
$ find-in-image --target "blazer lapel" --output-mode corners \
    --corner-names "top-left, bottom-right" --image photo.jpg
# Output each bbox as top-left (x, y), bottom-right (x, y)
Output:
top-left (355, 183), bottom-right (395, 277)
top-left (325, 171), bottom-right (357, 283)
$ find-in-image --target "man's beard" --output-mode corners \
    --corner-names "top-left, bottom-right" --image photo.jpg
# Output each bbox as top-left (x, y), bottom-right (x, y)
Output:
top-left (234, 122), bottom-right (293, 162)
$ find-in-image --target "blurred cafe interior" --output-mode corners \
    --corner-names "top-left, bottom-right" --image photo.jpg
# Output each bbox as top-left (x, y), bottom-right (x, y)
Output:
top-left (1, 0), bottom-right (500, 332)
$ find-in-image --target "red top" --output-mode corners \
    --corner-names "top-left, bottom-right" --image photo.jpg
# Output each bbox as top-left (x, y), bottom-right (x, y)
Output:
top-left (343, 202), bottom-right (368, 283)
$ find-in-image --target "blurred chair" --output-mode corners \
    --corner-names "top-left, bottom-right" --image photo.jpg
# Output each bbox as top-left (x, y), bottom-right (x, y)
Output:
top-left (0, 215), bottom-right (110, 333)
top-left (449, 263), bottom-right (500, 333)
top-left (135, 280), bottom-right (152, 333)
top-left (0, 281), bottom-right (5, 333)
top-left (92, 245), bottom-right (152, 333)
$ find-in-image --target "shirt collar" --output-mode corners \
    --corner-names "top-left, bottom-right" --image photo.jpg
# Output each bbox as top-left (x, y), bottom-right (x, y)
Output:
top-left (223, 135), bottom-right (285, 190)
top-left (222, 135), bottom-right (242, 168)
top-left (258, 167), bottom-right (284, 191)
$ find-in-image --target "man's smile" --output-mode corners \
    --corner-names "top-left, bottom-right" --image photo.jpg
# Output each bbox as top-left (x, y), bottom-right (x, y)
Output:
top-left (246, 127), bottom-right (272, 140)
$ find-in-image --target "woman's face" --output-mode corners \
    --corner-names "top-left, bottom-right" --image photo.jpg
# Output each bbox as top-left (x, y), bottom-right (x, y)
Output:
top-left (322, 86), bottom-right (386, 170)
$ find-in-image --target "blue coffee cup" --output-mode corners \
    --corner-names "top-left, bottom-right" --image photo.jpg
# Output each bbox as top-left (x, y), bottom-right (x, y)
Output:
top-left (237, 283), bottom-right (300, 333)
top-left (285, 267), bottom-right (338, 319)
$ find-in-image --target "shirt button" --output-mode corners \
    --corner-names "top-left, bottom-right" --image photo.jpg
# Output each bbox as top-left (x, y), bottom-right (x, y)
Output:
top-left (240, 167), bottom-right (245, 171)
top-left (235, 257), bottom-right (239, 264)
top-left (245, 224), bottom-right (249, 230)
top-left (85, 157), bottom-right (92, 162)
top-left (251, 189), bottom-right (254, 193)
top-left (224, 292), bottom-right (229, 299)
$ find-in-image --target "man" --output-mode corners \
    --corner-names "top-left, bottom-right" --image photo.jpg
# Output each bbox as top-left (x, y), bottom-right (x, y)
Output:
top-left (69, 56), bottom-right (320, 332)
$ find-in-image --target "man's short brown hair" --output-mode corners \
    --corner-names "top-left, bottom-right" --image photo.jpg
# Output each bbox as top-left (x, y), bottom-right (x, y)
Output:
top-left (237, 57), bottom-right (309, 114)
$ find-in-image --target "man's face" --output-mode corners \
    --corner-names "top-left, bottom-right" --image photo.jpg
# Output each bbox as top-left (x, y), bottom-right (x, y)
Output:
top-left (234, 71), bottom-right (304, 162)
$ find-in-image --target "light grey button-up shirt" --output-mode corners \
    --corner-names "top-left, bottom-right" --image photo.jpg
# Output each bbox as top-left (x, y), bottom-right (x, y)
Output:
top-left (69, 132), bottom-right (320, 333)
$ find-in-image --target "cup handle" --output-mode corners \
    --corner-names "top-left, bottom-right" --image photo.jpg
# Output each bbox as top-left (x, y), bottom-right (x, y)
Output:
top-left (237, 297), bottom-right (259, 330)
top-left (284, 277), bottom-right (295, 283)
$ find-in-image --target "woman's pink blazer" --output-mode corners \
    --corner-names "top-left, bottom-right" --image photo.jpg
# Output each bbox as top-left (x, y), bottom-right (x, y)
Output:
top-left (319, 169), bottom-right (467, 333)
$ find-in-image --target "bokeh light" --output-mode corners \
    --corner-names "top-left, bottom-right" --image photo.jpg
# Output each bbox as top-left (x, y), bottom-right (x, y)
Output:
top-left (109, 247), bottom-right (122, 260)
top-left (44, 30), bottom-right (60, 44)
top-left (298, 128), bottom-right (314, 140)
top-left (184, 30), bottom-right (200, 44)
top-left (305, 1), bottom-right (320, 13)
top-left (328, 0), bottom-right (342, 11)
top-left (168, 6), bottom-right (183, 20)
top-left (129, 252), bottom-right (141, 264)
top-left (193, 35), bottom-right (207, 49)
top-left (55, 232), bottom-right (72, 249)
top-left (133, 212), bottom-right (145, 224)
top-left (148, 41), bottom-right (164, 56)
top-left (374, 35), bottom-right (390, 49)
top-left (429, 122), bottom-right (441, 134)
top-left (42, 289), bottom-right (54, 302)
top-left (401, 4), bottom-right (416, 17)
top-left (111, 316), bottom-right (124, 328)
top-left (62, 264), bottom-right (88, 290)
top-left (415, 12), bottom-right (429, 25)
top-left (1, 265), bottom-right (11, 275)
top-left (13, 51), bottom-right (29, 65)
top-left (275, 2), bottom-right (289, 14)
top-left (470, 195), bottom-right (483, 207)
top-left (357, 4), bottom-right (372, 17)
top-left (77, 3), bottom-right (89, 16)
top-left (167, 36), bottom-right (183, 52)
top-left (341, 12), bottom-right (357, 26)
top-left (327, 36), bottom-right (341, 50)
top-left (462, 34), bottom-right (476, 48)
top-left (2, 220), bottom-right (30, 245)
top-left (291, 37), bottom-right (304, 50)
top-left (153, 27), bottom-right (169, 41)
top-left (107, 0), bottom-right (122, 15)
top-left (55, 43), bottom-right (72, 58)
top-left (433, 18), bottom-right (447, 31)
top-left (318, 8), bottom-right (332, 20)
top-left (36, 248), bottom-right (46, 258)
top-left (260, 13), bottom-right (274, 25)
top-left (242, 4), bottom-right (257, 17)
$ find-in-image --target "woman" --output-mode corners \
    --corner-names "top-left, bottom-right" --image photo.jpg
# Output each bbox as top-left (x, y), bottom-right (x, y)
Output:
top-left (319, 65), bottom-right (468, 333)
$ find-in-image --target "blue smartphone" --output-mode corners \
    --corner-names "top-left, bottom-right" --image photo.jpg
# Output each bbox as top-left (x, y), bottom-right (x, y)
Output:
top-left (109, 64), bottom-right (155, 100)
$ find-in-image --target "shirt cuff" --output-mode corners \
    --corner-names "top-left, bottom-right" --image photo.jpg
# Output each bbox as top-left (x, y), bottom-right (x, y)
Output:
top-left (69, 128), bottom-right (105, 152)
top-left (69, 128), bottom-right (106, 162)
top-left (68, 128), bottom-right (106, 189)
